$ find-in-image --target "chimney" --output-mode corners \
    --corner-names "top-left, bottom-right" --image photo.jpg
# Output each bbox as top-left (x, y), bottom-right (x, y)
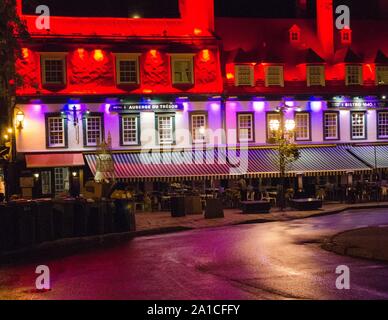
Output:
top-left (179, 0), bottom-right (214, 33)
top-left (316, 0), bottom-right (334, 58)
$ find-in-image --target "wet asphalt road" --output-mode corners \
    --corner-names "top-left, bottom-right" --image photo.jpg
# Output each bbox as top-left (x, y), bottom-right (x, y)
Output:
top-left (1, 208), bottom-right (388, 300)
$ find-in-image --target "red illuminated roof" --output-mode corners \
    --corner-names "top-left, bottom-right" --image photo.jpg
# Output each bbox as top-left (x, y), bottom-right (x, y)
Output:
top-left (17, 0), bottom-right (215, 39)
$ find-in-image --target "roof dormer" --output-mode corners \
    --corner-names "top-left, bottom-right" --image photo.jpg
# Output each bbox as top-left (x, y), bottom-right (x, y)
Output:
top-left (289, 24), bottom-right (301, 44)
top-left (340, 26), bottom-right (352, 45)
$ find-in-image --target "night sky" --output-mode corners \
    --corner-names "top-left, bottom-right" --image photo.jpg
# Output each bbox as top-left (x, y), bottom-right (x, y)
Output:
top-left (22, 0), bottom-right (384, 18)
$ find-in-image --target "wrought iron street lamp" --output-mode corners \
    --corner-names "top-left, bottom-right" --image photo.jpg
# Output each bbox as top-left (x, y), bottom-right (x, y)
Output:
top-left (269, 102), bottom-right (300, 211)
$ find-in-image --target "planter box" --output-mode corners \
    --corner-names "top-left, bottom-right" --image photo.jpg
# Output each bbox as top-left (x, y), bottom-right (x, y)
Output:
top-left (204, 199), bottom-right (224, 219)
top-left (184, 196), bottom-right (202, 215)
top-left (290, 198), bottom-right (323, 211)
top-left (240, 201), bottom-right (271, 214)
top-left (170, 197), bottom-right (186, 217)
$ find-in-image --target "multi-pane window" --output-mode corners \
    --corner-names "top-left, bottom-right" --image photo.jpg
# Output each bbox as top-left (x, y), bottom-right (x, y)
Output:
top-left (157, 115), bottom-right (175, 145)
top-left (323, 112), bottom-right (339, 140)
top-left (235, 65), bottom-right (254, 86)
top-left (377, 112), bottom-right (388, 139)
top-left (118, 60), bottom-right (138, 83)
top-left (341, 29), bottom-right (352, 44)
top-left (266, 113), bottom-right (281, 140)
top-left (116, 54), bottom-right (139, 84)
top-left (85, 115), bottom-right (103, 147)
top-left (265, 65), bottom-right (284, 87)
top-left (290, 32), bottom-right (299, 41)
top-left (295, 113), bottom-right (310, 141)
top-left (237, 113), bottom-right (254, 142)
top-left (42, 56), bottom-right (66, 85)
top-left (191, 113), bottom-right (207, 144)
top-left (346, 65), bottom-right (363, 85)
top-left (172, 55), bottom-right (194, 84)
top-left (307, 65), bottom-right (325, 86)
top-left (351, 112), bottom-right (367, 140)
top-left (121, 115), bottom-right (139, 145)
top-left (376, 66), bottom-right (388, 85)
top-left (47, 115), bottom-right (66, 148)
top-left (54, 168), bottom-right (69, 195)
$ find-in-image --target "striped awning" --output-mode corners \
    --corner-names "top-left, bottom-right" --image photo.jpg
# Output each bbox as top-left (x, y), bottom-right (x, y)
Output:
top-left (85, 146), bottom-right (372, 182)
top-left (348, 145), bottom-right (388, 169)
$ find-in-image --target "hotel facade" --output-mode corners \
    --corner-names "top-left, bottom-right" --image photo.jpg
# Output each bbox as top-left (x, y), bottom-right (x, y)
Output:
top-left (12, 0), bottom-right (388, 198)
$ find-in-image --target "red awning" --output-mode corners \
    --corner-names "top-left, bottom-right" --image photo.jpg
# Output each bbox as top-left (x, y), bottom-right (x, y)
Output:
top-left (25, 153), bottom-right (85, 168)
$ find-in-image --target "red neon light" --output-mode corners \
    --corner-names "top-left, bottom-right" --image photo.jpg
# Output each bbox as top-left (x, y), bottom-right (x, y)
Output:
top-left (143, 89), bottom-right (153, 94)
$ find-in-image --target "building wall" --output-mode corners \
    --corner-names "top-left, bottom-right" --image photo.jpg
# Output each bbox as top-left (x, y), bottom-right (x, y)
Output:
top-left (16, 98), bottom-right (387, 154)
top-left (15, 101), bottom-right (224, 153)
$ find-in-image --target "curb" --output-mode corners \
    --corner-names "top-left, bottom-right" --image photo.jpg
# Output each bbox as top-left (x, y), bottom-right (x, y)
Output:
top-left (0, 226), bottom-right (192, 265)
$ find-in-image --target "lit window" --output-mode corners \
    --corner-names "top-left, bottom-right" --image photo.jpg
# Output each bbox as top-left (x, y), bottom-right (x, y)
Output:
top-left (324, 112), bottom-right (339, 140)
top-left (41, 54), bottom-right (66, 85)
top-left (351, 112), bottom-right (367, 140)
top-left (307, 65), bottom-right (325, 86)
top-left (171, 55), bottom-right (194, 84)
top-left (346, 65), bottom-right (363, 86)
top-left (116, 54), bottom-right (140, 84)
top-left (84, 114), bottom-right (103, 147)
top-left (266, 113), bottom-right (281, 140)
top-left (265, 65), bottom-right (284, 87)
top-left (235, 65), bottom-right (254, 86)
top-left (157, 114), bottom-right (175, 145)
top-left (191, 113), bottom-right (207, 144)
top-left (121, 115), bottom-right (140, 145)
top-left (376, 66), bottom-right (388, 85)
top-left (295, 112), bottom-right (310, 141)
top-left (46, 114), bottom-right (67, 148)
top-left (237, 113), bottom-right (254, 142)
top-left (378, 112), bottom-right (388, 139)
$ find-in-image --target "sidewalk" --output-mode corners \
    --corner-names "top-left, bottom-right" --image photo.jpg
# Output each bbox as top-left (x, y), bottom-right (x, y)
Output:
top-left (136, 201), bottom-right (388, 232)
top-left (322, 226), bottom-right (388, 262)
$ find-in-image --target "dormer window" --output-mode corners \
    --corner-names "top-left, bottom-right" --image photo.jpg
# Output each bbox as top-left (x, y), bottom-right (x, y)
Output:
top-left (289, 25), bottom-right (301, 43)
top-left (346, 64), bottom-right (363, 86)
top-left (340, 27), bottom-right (352, 45)
top-left (235, 65), bottom-right (254, 86)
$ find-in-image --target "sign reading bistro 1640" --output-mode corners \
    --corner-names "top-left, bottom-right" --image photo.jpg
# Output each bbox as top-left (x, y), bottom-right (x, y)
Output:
top-left (109, 103), bottom-right (184, 112)
top-left (328, 100), bottom-right (388, 108)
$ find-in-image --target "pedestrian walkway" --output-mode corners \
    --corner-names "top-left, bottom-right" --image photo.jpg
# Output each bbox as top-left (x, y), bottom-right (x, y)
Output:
top-left (135, 202), bottom-right (388, 233)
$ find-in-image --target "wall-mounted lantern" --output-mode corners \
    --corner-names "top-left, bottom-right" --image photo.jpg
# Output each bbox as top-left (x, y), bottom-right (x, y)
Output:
top-left (15, 110), bottom-right (25, 129)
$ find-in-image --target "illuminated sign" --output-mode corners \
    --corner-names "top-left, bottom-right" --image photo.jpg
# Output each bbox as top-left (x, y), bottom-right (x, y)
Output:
top-left (109, 103), bottom-right (183, 112)
top-left (328, 100), bottom-right (388, 108)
